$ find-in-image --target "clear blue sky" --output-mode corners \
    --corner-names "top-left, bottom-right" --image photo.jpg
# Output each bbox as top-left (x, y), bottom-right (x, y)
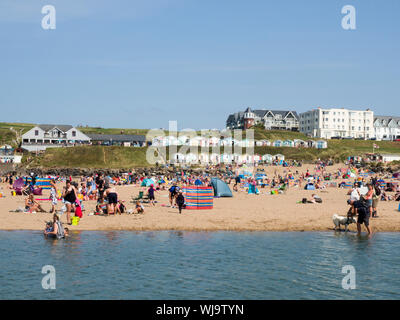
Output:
top-left (1, 0), bottom-right (399, 130)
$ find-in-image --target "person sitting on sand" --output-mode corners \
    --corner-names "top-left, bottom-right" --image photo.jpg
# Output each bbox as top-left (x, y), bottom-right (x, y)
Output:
top-left (135, 201), bottom-right (144, 214)
top-left (25, 194), bottom-right (46, 213)
top-left (95, 196), bottom-right (107, 215)
top-left (115, 200), bottom-right (126, 214)
top-left (309, 194), bottom-right (322, 203)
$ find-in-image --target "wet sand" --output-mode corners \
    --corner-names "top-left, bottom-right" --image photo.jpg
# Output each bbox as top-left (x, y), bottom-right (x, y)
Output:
top-left (1, 164), bottom-right (399, 232)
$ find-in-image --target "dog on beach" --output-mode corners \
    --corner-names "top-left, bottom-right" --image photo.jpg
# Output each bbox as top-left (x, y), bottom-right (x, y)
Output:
top-left (332, 214), bottom-right (356, 232)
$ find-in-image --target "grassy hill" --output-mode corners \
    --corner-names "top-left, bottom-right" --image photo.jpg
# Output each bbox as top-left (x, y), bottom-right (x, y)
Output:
top-left (0, 122), bottom-right (34, 146)
top-left (78, 126), bottom-right (149, 136)
top-left (1, 122), bottom-right (399, 167)
top-left (25, 140), bottom-right (400, 169)
top-left (26, 146), bottom-right (151, 169)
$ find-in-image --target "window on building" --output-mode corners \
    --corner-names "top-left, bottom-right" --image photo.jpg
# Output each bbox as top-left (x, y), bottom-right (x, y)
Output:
top-left (35, 130), bottom-right (39, 136)
top-left (72, 131), bottom-right (76, 137)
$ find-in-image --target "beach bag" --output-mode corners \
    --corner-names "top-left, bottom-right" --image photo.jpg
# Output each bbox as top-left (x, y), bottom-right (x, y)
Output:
top-left (75, 203), bottom-right (83, 218)
top-left (302, 198), bottom-right (307, 203)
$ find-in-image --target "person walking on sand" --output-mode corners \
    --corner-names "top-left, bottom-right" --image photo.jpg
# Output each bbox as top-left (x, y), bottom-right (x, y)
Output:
top-left (63, 180), bottom-right (78, 225)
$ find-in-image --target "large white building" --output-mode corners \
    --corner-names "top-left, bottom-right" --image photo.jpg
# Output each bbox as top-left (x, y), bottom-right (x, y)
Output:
top-left (299, 108), bottom-right (374, 139)
top-left (373, 116), bottom-right (400, 141)
top-left (226, 107), bottom-right (299, 131)
top-left (22, 124), bottom-right (91, 152)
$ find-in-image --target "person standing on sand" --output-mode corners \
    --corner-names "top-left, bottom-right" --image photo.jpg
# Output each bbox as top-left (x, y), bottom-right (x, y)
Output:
top-left (104, 183), bottom-right (118, 214)
top-left (148, 184), bottom-right (156, 206)
top-left (63, 180), bottom-right (78, 225)
top-left (49, 179), bottom-right (58, 213)
top-left (96, 173), bottom-right (105, 199)
top-left (365, 183), bottom-right (374, 217)
top-left (169, 184), bottom-right (178, 208)
top-left (176, 190), bottom-right (185, 214)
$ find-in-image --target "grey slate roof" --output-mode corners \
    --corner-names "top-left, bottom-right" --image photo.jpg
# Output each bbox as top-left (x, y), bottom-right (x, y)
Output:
top-left (38, 124), bottom-right (73, 132)
top-left (374, 115), bottom-right (400, 128)
top-left (87, 134), bottom-right (146, 142)
top-left (232, 109), bottom-right (299, 120)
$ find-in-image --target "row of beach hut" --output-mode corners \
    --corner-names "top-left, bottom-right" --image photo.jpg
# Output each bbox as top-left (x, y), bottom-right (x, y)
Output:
top-left (152, 137), bottom-right (327, 149)
top-left (168, 153), bottom-right (286, 165)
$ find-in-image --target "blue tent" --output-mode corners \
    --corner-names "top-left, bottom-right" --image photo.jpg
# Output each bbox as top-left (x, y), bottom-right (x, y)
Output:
top-left (305, 183), bottom-right (315, 190)
top-left (211, 178), bottom-right (233, 197)
top-left (141, 178), bottom-right (155, 187)
top-left (195, 179), bottom-right (203, 185)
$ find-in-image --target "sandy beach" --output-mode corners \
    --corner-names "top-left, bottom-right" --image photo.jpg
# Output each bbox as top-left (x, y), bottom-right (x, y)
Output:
top-left (1, 164), bottom-right (399, 232)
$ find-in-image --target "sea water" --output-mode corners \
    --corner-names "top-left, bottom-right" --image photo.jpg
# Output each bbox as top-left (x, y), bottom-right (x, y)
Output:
top-left (0, 230), bottom-right (399, 299)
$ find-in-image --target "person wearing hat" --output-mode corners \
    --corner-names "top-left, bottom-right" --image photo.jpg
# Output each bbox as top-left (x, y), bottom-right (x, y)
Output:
top-left (176, 190), bottom-right (185, 214)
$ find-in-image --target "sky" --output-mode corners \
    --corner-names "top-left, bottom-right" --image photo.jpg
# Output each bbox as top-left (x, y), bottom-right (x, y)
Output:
top-left (0, 0), bottom-right (399, 130)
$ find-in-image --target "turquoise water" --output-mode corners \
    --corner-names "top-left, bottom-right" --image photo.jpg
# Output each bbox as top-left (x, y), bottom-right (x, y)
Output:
top-left (0, 230), bottom-right (399, 299)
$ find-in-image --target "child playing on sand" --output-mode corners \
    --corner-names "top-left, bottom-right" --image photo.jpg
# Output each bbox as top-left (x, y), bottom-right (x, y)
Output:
top-left (135, 201), bottom-right (144, 214)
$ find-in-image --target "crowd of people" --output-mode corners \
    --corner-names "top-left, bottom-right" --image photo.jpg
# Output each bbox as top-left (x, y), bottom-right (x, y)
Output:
top-left (2, 159), bottom-right (400, 239)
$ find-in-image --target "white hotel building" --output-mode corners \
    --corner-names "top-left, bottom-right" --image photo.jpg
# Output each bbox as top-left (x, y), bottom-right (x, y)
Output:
top-left (299, 108), bottom-right (374, 139)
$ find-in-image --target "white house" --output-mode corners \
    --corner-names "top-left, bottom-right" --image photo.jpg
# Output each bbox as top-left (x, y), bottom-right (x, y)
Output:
top-left (374, 116), bottom-right (400, 141)
top-left (299, 108), bottom-right (374, 139)
top-left (21, 125), bottom-right (91, 152)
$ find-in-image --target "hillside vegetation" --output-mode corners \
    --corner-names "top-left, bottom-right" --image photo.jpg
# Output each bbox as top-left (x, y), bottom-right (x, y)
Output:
top-left (1, 122), bottom-right (399, 167)
top-left (0, 122), bottom-right (34, 146)
top-left (26, 146), bottom-right (150, 169)
top-left (25, 140), bottom-right (400, 168)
